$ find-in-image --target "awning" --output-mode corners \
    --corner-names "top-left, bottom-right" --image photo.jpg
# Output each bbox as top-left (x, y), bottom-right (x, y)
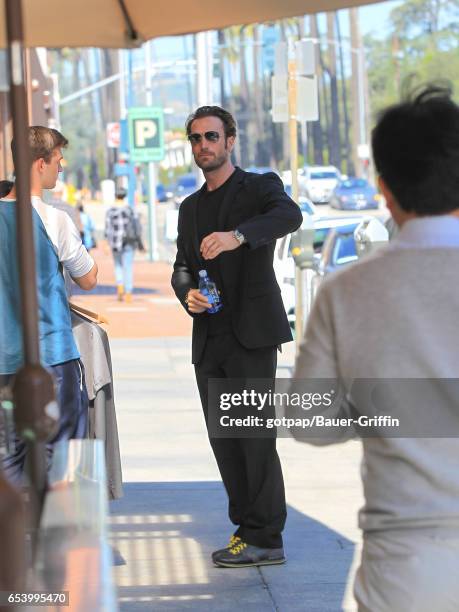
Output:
top-left (0, 0), bottom-right (382, 49)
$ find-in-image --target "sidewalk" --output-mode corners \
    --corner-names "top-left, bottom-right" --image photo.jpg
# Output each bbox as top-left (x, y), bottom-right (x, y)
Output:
top-left (74, 245), bottom-right (364, 610)
top-left (70, 244), bottom-right (192, 338)
top-left (108, 337), bottom-right (363, 611)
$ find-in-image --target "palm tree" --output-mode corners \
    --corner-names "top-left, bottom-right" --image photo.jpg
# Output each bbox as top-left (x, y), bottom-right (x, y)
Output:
top-left (217, 27), bottom-right (242, 164)
top-left (309, 15), bottom-right (325, 165)
top-left (336, 12), bottom-right (353, 175)
top-left (252, 24), bottom-right (268, 165)
top-left (326, 12), bottom-right (341, 169)
top-left (238, 25), bottom-right (251, 167)
top-left (349, 7), bottom-right (363, 176)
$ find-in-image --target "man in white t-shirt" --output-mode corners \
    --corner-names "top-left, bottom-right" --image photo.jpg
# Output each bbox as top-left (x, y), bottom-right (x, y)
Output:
top-left (1, 126), bottom-right (98, 483)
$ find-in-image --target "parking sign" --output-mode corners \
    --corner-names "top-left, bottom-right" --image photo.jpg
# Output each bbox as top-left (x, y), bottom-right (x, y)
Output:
top-left (128, 107), bottom-right (164, 162)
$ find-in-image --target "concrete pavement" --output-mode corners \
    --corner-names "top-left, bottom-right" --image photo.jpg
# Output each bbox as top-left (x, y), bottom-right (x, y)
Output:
top-left (108, 336), bottom-right (364, 612)
top-left (71, 228), bottom-right (365, 610)
top-left (70, 245), bottom-right (192, 339)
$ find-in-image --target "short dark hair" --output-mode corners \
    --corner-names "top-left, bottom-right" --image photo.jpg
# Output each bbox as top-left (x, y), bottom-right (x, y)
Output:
top-left (185, 106), bottom-right (237, 139)
top-left (11, 126), bottom-right (68, 164)
top-left (372, 83), bottom-right (459, 215)
top-left (115, 188), bottom-right (127, 200)
top-left (0, 180), bottom-right (13, 198)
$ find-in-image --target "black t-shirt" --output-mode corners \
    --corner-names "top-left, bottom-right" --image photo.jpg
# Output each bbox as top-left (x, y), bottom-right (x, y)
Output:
top-left (197, 172), bottom-right (236, 335)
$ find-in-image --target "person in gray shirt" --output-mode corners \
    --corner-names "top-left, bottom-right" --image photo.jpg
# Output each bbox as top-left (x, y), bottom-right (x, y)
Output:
top-left (290, 84), bottom-right (459, 611)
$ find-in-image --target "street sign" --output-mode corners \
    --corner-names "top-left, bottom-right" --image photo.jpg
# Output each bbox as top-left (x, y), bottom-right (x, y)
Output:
top-left (114, 162), bottom-right (129, 177)
top-left (106, 122), bottom-right (120, 148)
top-left (295, 40), bottom-right (315, 76)
top-left (271, 75), bottom-right (288, 123)
top-left (262, 26), bottom-right (279, 74)
top-left (296, 76), bottom-right (319, 122)
top-left (128, 107), bottom-right (164, 163)
top-left (274, 42), bottom-right (288, 76)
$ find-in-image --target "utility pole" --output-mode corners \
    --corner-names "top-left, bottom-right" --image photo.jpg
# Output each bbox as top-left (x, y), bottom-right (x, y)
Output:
top-left (350, 7), bottom-right (365, 178)
top-left (273, 40), bottom-right (318, 350)
top-left (144, 39), bottom-right (159, 261)
top-left (326, 12), bottom-right (341, 169)
top-left (287, 54), bottom-right (304, 349)
top-left (195, 31), bottom-right (213, 187)
top-left (126, 50), bottom-right (136, 207)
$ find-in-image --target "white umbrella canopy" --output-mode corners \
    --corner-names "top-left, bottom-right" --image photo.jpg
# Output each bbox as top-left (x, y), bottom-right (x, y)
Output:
top-left (0, 0), bottom-right (382, 48)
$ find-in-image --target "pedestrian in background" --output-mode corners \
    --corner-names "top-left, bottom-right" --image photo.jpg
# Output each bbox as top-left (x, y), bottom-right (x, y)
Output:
top-left (105, 188), bottom-right (144, 303)
top-left (290, 84), bottom-right (459, 611)
top-left (78, 203), bottom-right (97, 250)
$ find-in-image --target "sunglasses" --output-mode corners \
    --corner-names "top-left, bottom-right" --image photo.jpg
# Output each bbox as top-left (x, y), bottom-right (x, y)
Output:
top-left (188, 131), bottom-right (220, 144)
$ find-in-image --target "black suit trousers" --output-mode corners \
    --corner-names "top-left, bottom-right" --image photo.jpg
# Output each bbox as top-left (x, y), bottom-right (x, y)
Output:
top-left (195, 332), bottom-right (287, 549)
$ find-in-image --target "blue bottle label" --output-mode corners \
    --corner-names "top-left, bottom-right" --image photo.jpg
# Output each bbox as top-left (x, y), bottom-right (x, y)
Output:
top-left (199, 273), bottom-right (223, 314)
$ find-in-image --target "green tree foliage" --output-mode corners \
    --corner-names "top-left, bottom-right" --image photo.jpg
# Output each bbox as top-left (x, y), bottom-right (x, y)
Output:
top-left (366, 0), bottom-right (459, 121)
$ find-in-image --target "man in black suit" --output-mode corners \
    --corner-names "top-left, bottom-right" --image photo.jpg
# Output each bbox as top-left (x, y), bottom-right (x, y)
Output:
top-left (171, 105), bottom-right (302, 568)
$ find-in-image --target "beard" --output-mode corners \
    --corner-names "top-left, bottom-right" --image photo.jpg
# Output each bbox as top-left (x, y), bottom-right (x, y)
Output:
top-left (194, 149), bottom-right (229, 172)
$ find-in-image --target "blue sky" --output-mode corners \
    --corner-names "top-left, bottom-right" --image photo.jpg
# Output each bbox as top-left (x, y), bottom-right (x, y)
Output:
top-left (359, 0), bottom-right (402, 36)
top-left (151, 0), bottom-right (403, 62)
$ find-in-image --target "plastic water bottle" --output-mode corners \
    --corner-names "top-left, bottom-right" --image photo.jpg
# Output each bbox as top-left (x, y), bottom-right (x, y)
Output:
top-left (198, 270), bottom-right (223, 314)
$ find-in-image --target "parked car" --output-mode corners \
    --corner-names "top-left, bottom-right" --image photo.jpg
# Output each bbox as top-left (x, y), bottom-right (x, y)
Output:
top-left (156, 183), bottom-right (172, 202)
top-left (314, 221), bottom-right (361, 276)
top-left (276, 216), bottom-right (364, 328)
top-left (174, 173), bottom-right (198, 207)
top-left (245, 166), bottom-right (280, 175)
top-left (141, 182), bottom-right (172, 202)
top-left (275, 215), bottom-right (363, 284)
top-left (330, 177), bottom-right (382, 211)
top-left (299, 165), bottom-right (341, 203)
top-left (283, 184), bottom-right (318, 215)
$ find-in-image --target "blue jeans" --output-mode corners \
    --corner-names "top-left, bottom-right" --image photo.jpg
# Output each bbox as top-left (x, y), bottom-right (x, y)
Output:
top-left (2, 359), bottom-right (89, 486)
top-left (113, 245), bottom-right (134, 293)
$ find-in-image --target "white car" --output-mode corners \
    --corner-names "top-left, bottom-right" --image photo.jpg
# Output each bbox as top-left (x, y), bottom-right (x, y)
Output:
top-left (275, 215), bottom-right (364, 285)
top-left (300, 165), bottom-right (341, 204)
top-left (276, 215), bottom-right (371, 328)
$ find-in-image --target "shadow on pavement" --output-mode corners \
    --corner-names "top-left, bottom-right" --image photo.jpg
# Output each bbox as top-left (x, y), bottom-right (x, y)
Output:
top-left (109, 482), bottom-right (355, 612)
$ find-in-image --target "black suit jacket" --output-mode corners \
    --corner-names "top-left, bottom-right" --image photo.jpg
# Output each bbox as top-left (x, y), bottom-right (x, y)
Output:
top-left (171, 167), bottom-right (303, 364)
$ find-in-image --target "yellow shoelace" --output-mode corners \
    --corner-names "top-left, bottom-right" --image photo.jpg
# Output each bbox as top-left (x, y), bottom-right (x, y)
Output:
top-left (229, 541), bottom-right (248, 555)
top-left (228, 535), bottom-right (241, 548)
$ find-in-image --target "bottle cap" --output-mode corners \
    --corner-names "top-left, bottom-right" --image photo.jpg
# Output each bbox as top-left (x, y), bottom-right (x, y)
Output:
top-left (198, 270), bottom-right (207, 278)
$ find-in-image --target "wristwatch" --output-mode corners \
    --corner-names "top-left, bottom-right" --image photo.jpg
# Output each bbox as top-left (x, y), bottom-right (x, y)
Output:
top-left (233, 229), bottom-right (246, 245)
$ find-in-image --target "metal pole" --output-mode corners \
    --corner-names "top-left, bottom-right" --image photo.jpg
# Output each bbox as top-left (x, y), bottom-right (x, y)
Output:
top-left (5, 0), bottom-right (56, 540)
top-left (119, 49), bottom-right (127, 120)
top-left (145, 40), bottom-right (159, 261)
top-left (357, 48), bottom-right (365, 149)
top-left (126, 50), bottom-right (136, 207)
top-left (5, 1), bottom-right (39, 363)
top-left (288, 53), bottom-right (304, 351)
top-left (357, 47), bottom-right (367, 179)
top-left (194, 32), bottom-right (213, 188)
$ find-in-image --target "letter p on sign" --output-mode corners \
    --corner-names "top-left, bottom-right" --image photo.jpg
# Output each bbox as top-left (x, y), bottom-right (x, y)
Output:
top-left (128, 108), bottom-right (164, 162)
top-left (135, 119), bottom-right (157, 147)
